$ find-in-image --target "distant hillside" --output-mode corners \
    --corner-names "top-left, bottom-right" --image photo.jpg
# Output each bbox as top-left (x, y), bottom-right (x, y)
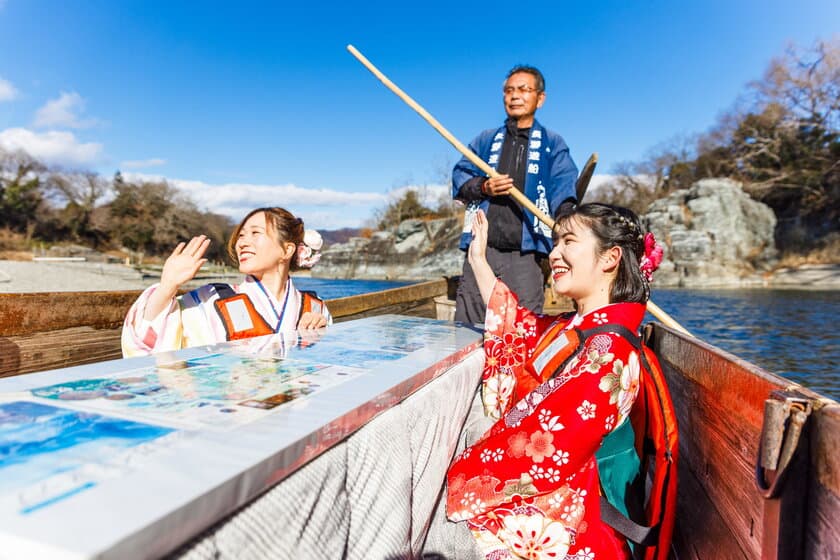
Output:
top-left (320, 227), bottom-right (363, 247)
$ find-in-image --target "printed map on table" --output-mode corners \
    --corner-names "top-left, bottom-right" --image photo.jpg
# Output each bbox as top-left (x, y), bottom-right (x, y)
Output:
top-left (0, 401), bottom-right (177, 515)
top-left (0, 317), bottom-right (466, 516)
top-left (29, 354), bottom-right (368, 429)
top-left (286, 317), bottom-right (461, 364)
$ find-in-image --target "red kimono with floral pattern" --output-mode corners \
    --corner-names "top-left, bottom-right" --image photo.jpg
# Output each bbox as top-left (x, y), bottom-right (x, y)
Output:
top-left (446, 281), bottom-right (645, 560)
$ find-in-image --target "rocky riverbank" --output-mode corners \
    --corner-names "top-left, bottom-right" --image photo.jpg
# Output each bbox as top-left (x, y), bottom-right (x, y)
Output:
top-left (314, 178), bottom-right (839, 289)
top-left (2, 179), bottom-right (837, 292)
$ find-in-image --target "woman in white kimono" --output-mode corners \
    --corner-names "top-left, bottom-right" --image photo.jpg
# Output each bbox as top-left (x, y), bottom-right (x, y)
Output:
top-left (122, 207), bottom-right (331, 357)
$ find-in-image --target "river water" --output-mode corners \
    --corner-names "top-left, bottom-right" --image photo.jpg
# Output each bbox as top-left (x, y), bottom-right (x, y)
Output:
top-left (297, 278), bottom-right (839, 401)
top-left (649, 288), bottom-right (839, 400)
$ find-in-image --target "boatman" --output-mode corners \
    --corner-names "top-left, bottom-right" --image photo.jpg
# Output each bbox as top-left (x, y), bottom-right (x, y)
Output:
top-left (452, 65), bottom-right (578, 324)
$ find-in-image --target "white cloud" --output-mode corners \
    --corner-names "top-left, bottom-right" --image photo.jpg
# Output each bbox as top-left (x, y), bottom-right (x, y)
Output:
top-left (123, 173), bottom-right (390, 229)
top-left (120, 158), bottom-right (166, 169)
top-left (0, 77), bottom-right (18, 102)
top-left (34, 92), bottom-right (99, 129)
top-left (0, 127), bottom-right (103, 167)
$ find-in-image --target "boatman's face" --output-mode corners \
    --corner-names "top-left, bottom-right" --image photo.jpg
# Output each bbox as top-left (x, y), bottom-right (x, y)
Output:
top-left (503, 72), bottom-right (545, 121)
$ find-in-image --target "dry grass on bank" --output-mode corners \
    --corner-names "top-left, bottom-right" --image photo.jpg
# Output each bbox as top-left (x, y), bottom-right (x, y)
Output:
top-left (0, 229), bottom-right (32, 260)
top-left (776, 237), bottom-right (840, 268)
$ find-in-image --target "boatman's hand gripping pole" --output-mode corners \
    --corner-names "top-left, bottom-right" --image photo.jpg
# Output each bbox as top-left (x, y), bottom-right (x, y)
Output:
top-left (346, 44), bottom-right (691, 336)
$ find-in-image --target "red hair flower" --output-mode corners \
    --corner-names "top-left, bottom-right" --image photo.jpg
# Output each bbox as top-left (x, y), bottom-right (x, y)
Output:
top-left (639, 232), bottom-right (663, 282)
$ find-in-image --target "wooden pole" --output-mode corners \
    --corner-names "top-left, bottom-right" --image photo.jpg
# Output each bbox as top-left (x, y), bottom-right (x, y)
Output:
top-left (346, 45), bottom-right (554, 228)
top-left (346, 44), bottom-right (692, 337)
top-left (646, 300), bottom-right (691, 335)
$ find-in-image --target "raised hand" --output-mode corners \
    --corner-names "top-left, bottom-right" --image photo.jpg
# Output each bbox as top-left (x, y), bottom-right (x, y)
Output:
top-left (467, 210), bottom-right (496, 308)
top-left (159, 236), bottom-right (211, 292)
top-left (468, 210), bottom-right (489, 265)
top-left (143, 236), bottom-right (210, 321)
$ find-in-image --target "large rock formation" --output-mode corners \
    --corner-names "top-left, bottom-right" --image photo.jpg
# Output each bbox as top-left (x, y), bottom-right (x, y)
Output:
top-left (644, 179), bottom-right (778, 287)
top-left (314, 217), bottom-right (464, 280)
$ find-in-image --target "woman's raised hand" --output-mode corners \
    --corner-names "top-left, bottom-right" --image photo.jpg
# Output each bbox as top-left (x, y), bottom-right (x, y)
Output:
top-left (467, 210), bottom-right (497, 308)
top-left (468, 210), bottom-right (489, 265)
top-left (159, 235), bottom-right (211, 292)
top-left (142, 235), bottom-right (211, 322)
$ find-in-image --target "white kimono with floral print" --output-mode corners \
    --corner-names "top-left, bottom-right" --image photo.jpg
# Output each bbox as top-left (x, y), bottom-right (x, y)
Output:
top-left (446, 281), bottom-right (645, 560)
top-left (121, 276), bottom-right (331, 357)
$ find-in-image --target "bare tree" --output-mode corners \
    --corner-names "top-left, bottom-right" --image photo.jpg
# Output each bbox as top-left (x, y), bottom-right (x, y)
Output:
top-left (43, 171), bottom-right (111, 243)
top-left (751, 39), bottom-right (840, 132)
top-left (46, 171), bottom-right (110, 210)
top-left (0, 149), bottom-right (46, 234)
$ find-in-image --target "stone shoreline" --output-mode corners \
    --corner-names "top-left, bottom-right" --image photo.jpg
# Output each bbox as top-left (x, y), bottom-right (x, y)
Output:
top-left (2, 260), bottom-right (837, 293)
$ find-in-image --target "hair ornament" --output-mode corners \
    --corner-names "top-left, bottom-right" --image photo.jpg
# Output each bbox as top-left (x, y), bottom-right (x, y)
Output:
top-left (639, 232), bottom-right (663, 282)
top-left (296, 229), bottom-right (323, 268)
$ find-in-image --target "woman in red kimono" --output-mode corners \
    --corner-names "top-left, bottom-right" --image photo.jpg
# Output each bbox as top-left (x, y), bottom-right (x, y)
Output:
top-left (446, 203), bottom-right (663, 559)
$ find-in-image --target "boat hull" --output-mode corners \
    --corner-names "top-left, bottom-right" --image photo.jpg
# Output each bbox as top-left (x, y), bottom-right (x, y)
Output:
top-left (648, 324), bottom-right (840, 559)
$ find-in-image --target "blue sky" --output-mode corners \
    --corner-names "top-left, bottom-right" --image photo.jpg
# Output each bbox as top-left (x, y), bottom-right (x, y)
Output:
top-left (0, 0), bottom-right (837, 230)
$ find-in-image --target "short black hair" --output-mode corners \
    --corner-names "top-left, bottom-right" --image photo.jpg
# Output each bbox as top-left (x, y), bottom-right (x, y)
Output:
top-left (506, 65), bottom-right (545, 92)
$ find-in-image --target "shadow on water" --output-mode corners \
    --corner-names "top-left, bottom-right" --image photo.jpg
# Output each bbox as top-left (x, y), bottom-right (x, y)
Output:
top-left (649, 288), bottom-right (840, 400)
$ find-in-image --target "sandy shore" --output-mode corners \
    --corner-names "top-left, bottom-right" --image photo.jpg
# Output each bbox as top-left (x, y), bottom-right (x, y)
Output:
top-left (0, 260), bottom-right (150, 292)
top-left (1, 260), bottom-right (838, 293)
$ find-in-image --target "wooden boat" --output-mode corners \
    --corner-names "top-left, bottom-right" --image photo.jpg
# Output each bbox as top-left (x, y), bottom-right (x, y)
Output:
top-left (0, 279), bottom-right (838, 559)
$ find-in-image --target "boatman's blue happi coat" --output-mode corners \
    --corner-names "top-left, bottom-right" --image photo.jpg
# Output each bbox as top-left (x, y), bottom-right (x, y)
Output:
top-left (452, 118), bottom-right (578, 255)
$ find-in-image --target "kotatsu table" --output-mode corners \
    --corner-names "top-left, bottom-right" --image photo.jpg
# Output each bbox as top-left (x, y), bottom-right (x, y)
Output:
top-left (0, 315), bottom-right (484, 559)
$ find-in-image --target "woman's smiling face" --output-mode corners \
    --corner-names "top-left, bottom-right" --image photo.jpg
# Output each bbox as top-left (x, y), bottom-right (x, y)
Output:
top-left (235, 212), bottom-right (294, 276)
top-left (549, 216), bottom-right (604, 300)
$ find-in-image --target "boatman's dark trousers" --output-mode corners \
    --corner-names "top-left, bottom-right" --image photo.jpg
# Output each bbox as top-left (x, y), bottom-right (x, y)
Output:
top-left (454, 246), bottom-right (545, 325)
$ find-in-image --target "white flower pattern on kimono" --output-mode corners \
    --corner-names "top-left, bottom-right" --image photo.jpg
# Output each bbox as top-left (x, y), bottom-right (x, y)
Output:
top-left (598, 360), bottom-right (623, 404)
top-left (552, 449), bottom-right (570, 465)
top-left (570, 488), bottom-right (587, 505)
top-left (499, 514), bottom-right (571, 560)
top-left (485, 308), bottom-right (503, 332)
top-left (560, 502), bottom-right (580, 522)
top-left (538, 409), bottom-right (564, 432)
top-left (460, 491), bottom-right (487, 514)
top-left (529, 465), bottom-right (546, 480)
top-left (616, 351), bottom-right (641, 421)
top-left (543, 467), bottom-right (562, 483)
top-left (576, 400), bottom-right (596, 420)
top-left (484, 371), bottom-right (516, 418)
